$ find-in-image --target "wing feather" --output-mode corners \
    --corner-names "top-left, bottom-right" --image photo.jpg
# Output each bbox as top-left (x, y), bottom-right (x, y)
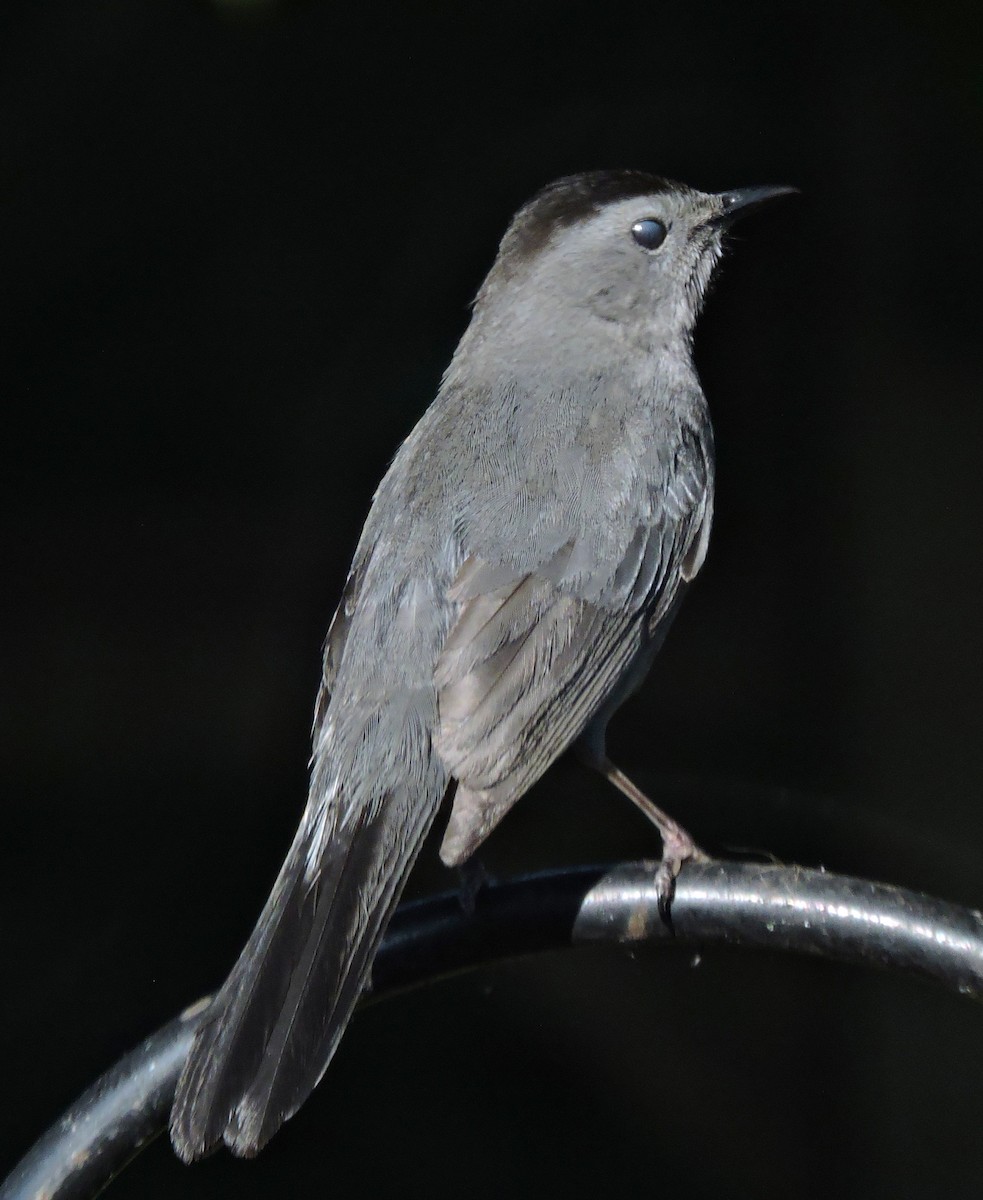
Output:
top-left (434, 418), bottom-right (713, 864)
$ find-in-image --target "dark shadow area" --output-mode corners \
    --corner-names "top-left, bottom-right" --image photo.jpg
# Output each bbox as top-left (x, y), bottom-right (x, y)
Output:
top-left (2, 1), bottom-right (982, 1196)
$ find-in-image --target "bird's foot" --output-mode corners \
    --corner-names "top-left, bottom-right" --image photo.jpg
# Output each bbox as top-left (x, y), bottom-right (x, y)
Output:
top-left (584, 752), bottom-right (708, 925)
top-left (456, 857), bottom-right (494, 917)
top-left (655, 827), bottom-right (710, 927)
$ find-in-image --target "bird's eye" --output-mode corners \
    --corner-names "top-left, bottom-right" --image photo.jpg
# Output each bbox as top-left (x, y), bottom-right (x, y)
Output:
top-left (631, 218), bottom-right (668, 250)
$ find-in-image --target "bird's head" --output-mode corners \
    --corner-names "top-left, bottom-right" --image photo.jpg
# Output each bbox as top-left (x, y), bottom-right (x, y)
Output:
top-left (472, 171), bottom-right (797, 357)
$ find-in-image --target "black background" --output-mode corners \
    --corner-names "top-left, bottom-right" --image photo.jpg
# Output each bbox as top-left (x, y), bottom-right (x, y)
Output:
top-left (3, 1), bottom-right (983, 1196)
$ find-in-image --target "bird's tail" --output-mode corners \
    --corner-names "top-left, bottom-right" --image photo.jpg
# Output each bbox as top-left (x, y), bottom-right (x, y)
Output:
top-left (170, 752), bottom-right (442, 1160)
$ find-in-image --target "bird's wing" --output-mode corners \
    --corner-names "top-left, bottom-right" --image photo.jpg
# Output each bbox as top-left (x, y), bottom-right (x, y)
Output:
top-left (434, 421), bottom-right (712, 864)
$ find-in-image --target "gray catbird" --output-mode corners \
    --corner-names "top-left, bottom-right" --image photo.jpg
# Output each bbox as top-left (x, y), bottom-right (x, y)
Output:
top-left (170, 170), bottom-right (795, 1160)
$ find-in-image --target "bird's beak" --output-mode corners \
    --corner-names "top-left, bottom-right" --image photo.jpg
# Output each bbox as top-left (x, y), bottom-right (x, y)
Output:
top-left (712, 185), bottom-right (800, 226)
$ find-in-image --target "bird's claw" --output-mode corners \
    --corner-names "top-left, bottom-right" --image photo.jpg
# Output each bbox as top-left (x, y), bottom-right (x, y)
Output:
top-left (654, 832), bottom-right (709, 928)
top-left (655, 857), bottom-right (681, 926)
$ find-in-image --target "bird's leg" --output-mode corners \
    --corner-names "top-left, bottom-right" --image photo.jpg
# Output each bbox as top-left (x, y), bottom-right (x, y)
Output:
top-left (455, 856), bottom-right (494, 917)
top-left (593, 756), bottom-right (709, 922)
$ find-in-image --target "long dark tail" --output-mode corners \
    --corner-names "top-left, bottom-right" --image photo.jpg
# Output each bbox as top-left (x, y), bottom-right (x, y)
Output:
top-left (169, 777), bottom-right (441, 1160)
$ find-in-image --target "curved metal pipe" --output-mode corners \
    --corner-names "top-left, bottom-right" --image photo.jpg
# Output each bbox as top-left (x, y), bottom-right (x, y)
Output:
top-left (3, 860), bottom-right (982, 1200)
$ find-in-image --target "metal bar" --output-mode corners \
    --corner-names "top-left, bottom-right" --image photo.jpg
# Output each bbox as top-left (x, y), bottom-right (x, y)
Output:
top-left (4, 860), bottom-right (982, 1200)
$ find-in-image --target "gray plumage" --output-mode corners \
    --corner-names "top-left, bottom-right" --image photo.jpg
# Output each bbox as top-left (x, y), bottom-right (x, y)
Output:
top-left (170, 170), bottom-right (794, 1160)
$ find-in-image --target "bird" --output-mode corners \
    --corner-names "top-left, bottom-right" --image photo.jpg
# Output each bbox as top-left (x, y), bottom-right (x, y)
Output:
top-left (170, 170), bottom-right (796, 1161)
